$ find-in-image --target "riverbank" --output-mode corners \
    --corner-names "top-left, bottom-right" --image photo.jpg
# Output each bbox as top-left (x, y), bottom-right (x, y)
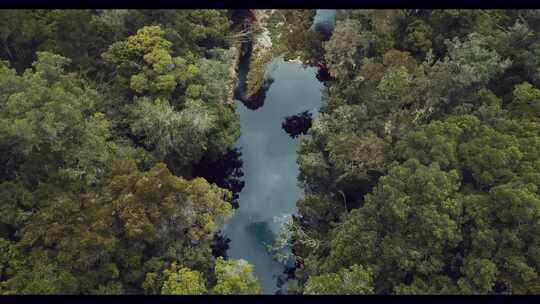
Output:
top-left (226, 9), bottom-right (275, 107)
top-left (228, 9), bottom-right (331, 111)
top-left (245, 10), bottom-right (275, 99)
top-left (226, 44), bottom-right (241, 106)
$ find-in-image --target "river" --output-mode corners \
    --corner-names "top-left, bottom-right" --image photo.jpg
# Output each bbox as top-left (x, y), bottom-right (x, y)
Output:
top-left (222, 10), bottom-right (335, 294)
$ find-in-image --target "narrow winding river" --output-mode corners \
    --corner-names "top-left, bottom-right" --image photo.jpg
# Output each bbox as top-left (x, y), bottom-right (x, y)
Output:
top-left (223, 10), bottom-right (335, 294)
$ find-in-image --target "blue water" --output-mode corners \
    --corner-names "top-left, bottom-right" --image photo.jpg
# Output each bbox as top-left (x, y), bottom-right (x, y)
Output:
top-left (223, 10), bottom-right (335, 294)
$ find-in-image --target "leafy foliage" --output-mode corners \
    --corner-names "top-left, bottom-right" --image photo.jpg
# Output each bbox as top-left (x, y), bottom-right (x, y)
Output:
top-left (304, 265), bottom-right (374, 295)
top-left (0, 9), bottom-right (256, 295)
top-left (212, 257), bottom-right (262, 294)
top-left (292, 9), bottom-right (540, 295)
top-left (281, 111), bottom-right (313, 138)
top-left (5, 8), bottom-right (540, 295)
top-left (160, 263), bottom-right (207, 295)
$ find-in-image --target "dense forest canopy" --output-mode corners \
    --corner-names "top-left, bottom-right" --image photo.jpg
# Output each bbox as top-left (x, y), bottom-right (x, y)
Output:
top-left (0, 9), bottom-right (257, 295)
top-left (1, 9), bottom-right (540, 295)
top-left (288, 9), bottom-right (540, 295)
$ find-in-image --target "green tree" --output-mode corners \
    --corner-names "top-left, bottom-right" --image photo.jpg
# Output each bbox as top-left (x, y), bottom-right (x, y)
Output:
top-left (10, 160), bottom-right (234, 294)
top-left (403, 19), bottom-right (433, 58)
top-left (267, 10), bottom-right (325, 65)
top-left (124, 10), bottom-right (231, 57)
top-left (160, 263), bottom-right (207, 295)
top-left (0, 243), bottom-right (79, 295)
top-left (0, 10), bottom-right (53, 72)
top-left (0, 52), bottom-right (122, 189)
top-left (102, 25), bottom-right (200, 101)
top-left (128, 97), bottom-right (215, 165)
top-left (509, 82), bottom-right (540, 120)
top-left (0, 9), bottom-right (245, 295)
top-left (323, 19), bottom-right (364, 79)
top-left (212, 257), bottom-right (261, 295)
top-left (291, 9), bottom-right (540, 295)
top-left (326, 159), bottom-right (463, 293)
top-left (304, 264), bottom-right (374, 295)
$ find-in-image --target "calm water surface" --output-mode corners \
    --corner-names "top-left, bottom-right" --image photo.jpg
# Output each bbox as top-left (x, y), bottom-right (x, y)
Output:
top-left (223, 10), bottom-right (334, 294)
